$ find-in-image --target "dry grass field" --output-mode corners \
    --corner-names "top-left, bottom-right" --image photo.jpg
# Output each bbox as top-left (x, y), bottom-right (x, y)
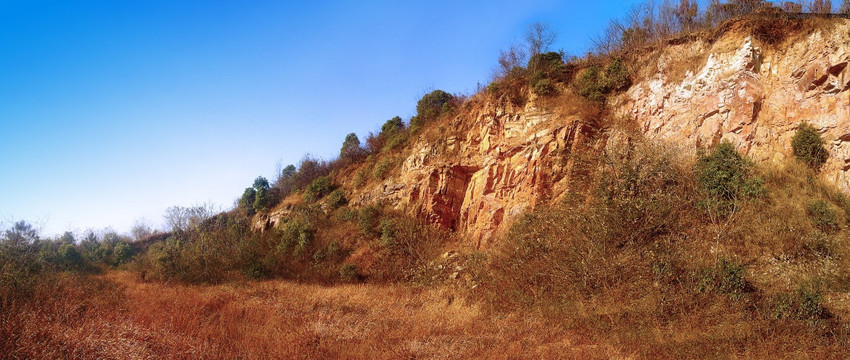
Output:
top-left (1, 271), bottom-right (623, 359)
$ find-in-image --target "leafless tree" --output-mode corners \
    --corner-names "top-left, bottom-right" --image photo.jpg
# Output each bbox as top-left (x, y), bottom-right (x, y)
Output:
top-left (592, 20), bottom-right (625, 55)
top-left (674, 0), bottom-right (700, 32)
top-left (131, 218), bottom-right (154, 241)
top-left (731, 0), bottom-right (768, 14)
top-left (810, 0), bottom-right (833, 13)
top-left (496, 44), bottom-right (526, 77)
top-left (841, 0), bottom-right (850, 13)
top-left (163, 203), bottom-right (218, 233)
top-left (524, 22), bottom-right (557, 57)
top-left (782, 1), bottom-right (804, 12)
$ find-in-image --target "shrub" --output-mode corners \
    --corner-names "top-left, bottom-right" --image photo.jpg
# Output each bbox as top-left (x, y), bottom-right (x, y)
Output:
top-left (339, 133), bottom-right (366, 161)
top-left (771, 285), bottom-right (829, 324)
top-left (382, 132), bottom-right (408, 152)
top-left (601, 58), bottom-right (630, 91)
top-left (304, 176), bottom-right (332, 202)
top-left (326, 240), bottom-right (343, 260)
top-left (408, 115), bottom-right (424, 133)
top-left (527, 51), bottom-right (566, 76)
top-left (575, 65), bottom-right (605, 101)
top-left (415, 90), bottom-right (454, 123)
top-left (371, 216), bottom-right (446, 281)
top-left (695, 142), bottom-right (763, 217)
top-left (379, 218), bottom-right (396, 246)
top-left (372, 158), bottom-right (393, 180)
top-left (111, 243), bottom-right (133, 266)
top-left (527, 51), bottom-right (570, 96)
top-left (56, 243), bottom-right (85, 270)
top-left (353, 169), bottom-right (367, 187)
top-left (593, 141), bottom-right (692, 247)
top-left (239, 188), bottom-right (256, 213)
top-left (334, 207), bottom-right (357, 222)
top-left (289, 156), bottom-right (331, 192)
top-left (795, 286), bottom-right (826, 324)
top-left (381, 116), bottom-right (404, 135)
top-left (253, 186), bottom-right (268, 212)
top-left (807, 200), bottom-right (839, 232)
top-left (792, 122), bottom-right (828, 170)
top-left (339, 263), bottom-right (359, 281)
top-left (573, 58), bottom-right (631, 101)
top-left (278, 218), bottom-right (314, 253)
top-left (531, 78), bottom-right (556, 96)
top-left (327, 189), bottom-right (347, 208)
top-left (238, 176), bottom-right (273, 213)
top-left (696, 258), bottom-right (748, 299)
top-left (357, 206), bottom-right (381, 237)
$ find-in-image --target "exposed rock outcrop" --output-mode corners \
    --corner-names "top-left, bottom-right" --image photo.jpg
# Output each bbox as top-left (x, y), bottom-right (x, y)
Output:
top-left (615, 21), bottom-right (850, 190)
top-left (267, 19), bottom-right (850, 248)
top-left (351, 100), bottom-right (593, 247)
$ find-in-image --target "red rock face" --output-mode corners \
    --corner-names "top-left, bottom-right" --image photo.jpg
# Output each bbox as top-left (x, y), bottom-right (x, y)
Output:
top-left (348, 98), bottom-right (592, 248)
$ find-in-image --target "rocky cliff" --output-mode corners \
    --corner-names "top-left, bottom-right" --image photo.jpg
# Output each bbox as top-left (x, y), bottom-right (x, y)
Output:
top-left (615, 20), bottom-right (850, 190)
top-left (265, 18), bottom-right (850, 248)
top-left (350, 99), bottom-right (595, 248)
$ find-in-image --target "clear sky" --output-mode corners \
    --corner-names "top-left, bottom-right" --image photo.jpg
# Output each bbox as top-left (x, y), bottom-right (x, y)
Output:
top-left (0, 0), bottom-right (652, 236)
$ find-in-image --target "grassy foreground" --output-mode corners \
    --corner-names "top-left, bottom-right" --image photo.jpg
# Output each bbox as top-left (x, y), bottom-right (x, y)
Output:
top-left (0, 271), bottom-right (621, 359)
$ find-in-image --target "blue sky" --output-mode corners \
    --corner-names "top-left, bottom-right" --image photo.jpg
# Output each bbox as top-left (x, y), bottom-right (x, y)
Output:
top-left (0, 0), bottom-right (651, 236)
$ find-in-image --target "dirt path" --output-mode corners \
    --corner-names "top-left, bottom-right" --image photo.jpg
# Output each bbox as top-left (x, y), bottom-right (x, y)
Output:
top-left (91, 271), bottom-right (620, 359)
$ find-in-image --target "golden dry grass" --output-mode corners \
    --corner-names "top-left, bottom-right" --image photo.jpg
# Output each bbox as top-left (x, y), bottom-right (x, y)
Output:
top-left (1, 271), bottom-right (625, 359)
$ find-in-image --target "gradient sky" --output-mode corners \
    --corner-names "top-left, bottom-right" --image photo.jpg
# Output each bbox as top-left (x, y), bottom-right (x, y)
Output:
top-left (0, 0), bottom-right (656, 236)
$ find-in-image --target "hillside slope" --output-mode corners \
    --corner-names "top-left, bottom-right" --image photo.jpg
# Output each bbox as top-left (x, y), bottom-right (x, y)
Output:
top-left (259, 17), bottom-right (850, 249)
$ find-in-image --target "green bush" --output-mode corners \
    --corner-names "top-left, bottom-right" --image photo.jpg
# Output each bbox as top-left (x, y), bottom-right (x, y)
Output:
top-left (415, 90), bottom-right (454, 123)
top-left (795, 286), bottom-right (826, 323)
top-left (353, 169), bottom-right (367, 187)
top-left (574, 58), bottom-right (631, 101)
top-left (696, 258), bottom-right (748, 299)
top-left (112, 243), bottom-right (132, 265)
top-left (339, 263), bottom-right (359, 281)
top-left (239, 176), bottom-right (273, 213)
top-left (792, 122), bottom-right (828, 170)
top-left (327, 189), bottom-right (347, 208)
top-left (527, 51), bottom-right (570, 96)
top-left (239, 187), bottom-right (256, 213)
top-left (334, 207), bottom-right (357, 222)
top-left (695, 142), bottom-right (763, 216)
top-left (339, 133), bottom-right (363, 160)
top-left (357, 206), bottom-right (381, 237)
top-left (278, 218), bottom-right (314, 253)
top-left (575, 65), bottom-right (605, 101)
top-left (531, 78), bottom-right (556, 96)
top-left (372, 158), bottom-right (393, 180)
top-left (326, 240), bottom-right (343, 260)
top-left (382, 132), bottom-right (408, 152)
top-left (379, 218), bottom-right (396, 246)
top-left (56, 243), bottom-right (85, 270)
top-left (253, 186), bottom-right (268, 212)
top-left (527, 51), bottom-right (567, 76)
top-left (807, 200), bottom-right (839, 232)
top-left (381, 116), bottom-right (404, 135)
top-left (304, 176), bottom-right (332, 202)
top-left (770, 285), bottom-right (829, 324)
top-left (601, 58), bottom-right (630, 91)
